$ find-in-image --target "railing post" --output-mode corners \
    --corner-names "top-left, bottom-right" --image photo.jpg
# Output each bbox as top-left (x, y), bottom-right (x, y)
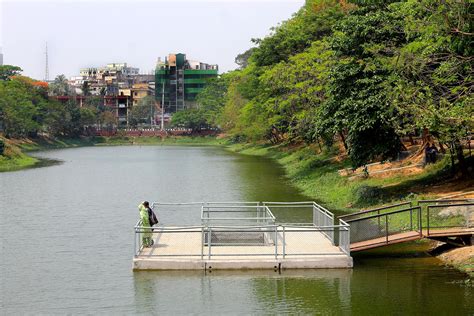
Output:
top-left (282, 226), bottom-right (286, 259)
top-left (385, 214), bottom-right (389, 244)
top-left (410, 208), bottom-right (413, 231)
top-left (208, 227), bottom-right (212, 260)
top-left (201, 226), bottom-right (204, 260)
top-left (134, 227), bottom-right (137, 257)
top-left (418, 207), bottom-right (422, 237)
top-left (274, 225), bottom-right (278, 259)
top-left (427, 206), bottom-right (430, 237)
top-left (378, 210), bottom-right (381, 233)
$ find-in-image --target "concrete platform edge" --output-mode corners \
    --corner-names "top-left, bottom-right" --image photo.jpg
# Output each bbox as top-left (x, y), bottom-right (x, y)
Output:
top-left (133, 256), bottom-right (353, 270)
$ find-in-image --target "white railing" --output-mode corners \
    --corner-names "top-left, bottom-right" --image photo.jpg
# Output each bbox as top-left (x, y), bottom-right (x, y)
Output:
top-left (136, 201), bottom-right (350, 257)
top-left (134, 224), bottom-right (350, 259)
top-left (338, 219), bottom-right (350, 255)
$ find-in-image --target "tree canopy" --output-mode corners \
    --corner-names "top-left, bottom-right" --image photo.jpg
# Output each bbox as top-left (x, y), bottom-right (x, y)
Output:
top-left (194, 0), bottom-right (473, 173)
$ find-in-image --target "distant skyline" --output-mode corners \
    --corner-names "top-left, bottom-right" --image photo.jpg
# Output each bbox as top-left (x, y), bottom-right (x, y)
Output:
top-left (1, 0), bottom-right (304, 80)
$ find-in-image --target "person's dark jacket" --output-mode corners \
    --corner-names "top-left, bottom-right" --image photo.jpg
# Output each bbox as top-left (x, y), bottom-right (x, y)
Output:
top-left (148, 208), bottom-right (159, 226)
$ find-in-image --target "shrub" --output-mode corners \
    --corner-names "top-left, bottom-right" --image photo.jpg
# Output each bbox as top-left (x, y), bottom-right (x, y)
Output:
top-left (354, 185), bottom-right (383, 206)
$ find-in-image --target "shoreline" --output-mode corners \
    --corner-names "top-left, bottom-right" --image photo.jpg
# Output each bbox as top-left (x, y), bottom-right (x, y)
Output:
top-left (1, 135), bottom-right (472, 278)
top-left (0, 135), bottom-right (223, 172)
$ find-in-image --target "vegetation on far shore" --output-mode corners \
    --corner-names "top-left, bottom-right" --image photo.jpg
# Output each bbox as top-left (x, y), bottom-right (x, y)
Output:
top-left (3, 134), bottom-right (471, 216)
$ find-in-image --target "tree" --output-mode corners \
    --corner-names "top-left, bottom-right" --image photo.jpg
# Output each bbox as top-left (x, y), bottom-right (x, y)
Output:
top-left (0, 65), bottom-right (22, 81)
top-left (81, 81), bottom-right (91, 96)
top-left (319, 5), bottom-right (406, 167)
top-left (196, 75), bottom-right (234, 127)
top-left (392, 0), bottom-right (473, 175)
top-left (235, 48), bottom-right (256, 69)
top-left (0, 78), bottom-right (39, 137)
top-left (99, 110), bottom-right (116, 130)
top-left (138, 96), bottom-right (157, 123)
top-left (129, 105), bottom-right (150, 128)
top-left (49, 74), bottom-right (70, 96)
top-left (251, 0), bottom-right (346, 67)
top-left (171, 109), bottom-right (208, 132)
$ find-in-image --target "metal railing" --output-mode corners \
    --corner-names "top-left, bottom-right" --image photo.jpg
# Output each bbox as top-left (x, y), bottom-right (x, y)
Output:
top-left (338, 202), bottom-right (412, 221)
top-left (263, 201), bottom-right (335, 243)
top-left (425, 202), bottom-right (474, 236)
top-left (338, 219), bottom-right (350, 255)
top-left (345, 206), bottom-right (422, 245)
top-left (135, 201), bottom-right (350, 258)
top-left (134, 224), bottom-right (350, 259)
top-left (201, 205), bottom-right (276, 226)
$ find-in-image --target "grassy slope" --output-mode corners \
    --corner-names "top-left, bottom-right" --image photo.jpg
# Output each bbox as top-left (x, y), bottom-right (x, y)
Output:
top-left (226, 142), bottom-right (456, 213)
top-left (0, 137), bottom-right (39, 172)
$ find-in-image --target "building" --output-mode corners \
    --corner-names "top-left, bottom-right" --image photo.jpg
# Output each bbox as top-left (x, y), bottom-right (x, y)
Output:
top-left (131, 83), bottom-right (154, 106)
top-left (155, 53), bottom-right (218, 113)
top-left (66, 62), bottom-right (156, 126)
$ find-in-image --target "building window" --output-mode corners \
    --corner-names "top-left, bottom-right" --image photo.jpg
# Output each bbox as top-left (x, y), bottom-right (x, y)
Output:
top-left (134, 92), bottom-right (138, 96)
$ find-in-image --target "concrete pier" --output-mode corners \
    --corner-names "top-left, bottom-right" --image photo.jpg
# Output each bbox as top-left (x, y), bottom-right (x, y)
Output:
top-left (133, 228), bottom-right (353, 270)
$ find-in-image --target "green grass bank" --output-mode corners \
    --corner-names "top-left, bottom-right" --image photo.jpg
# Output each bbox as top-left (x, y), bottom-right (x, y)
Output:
top-left (0, 135), bottom-right (224, 172)
top-left (225, 142), bottom-right (468, 213)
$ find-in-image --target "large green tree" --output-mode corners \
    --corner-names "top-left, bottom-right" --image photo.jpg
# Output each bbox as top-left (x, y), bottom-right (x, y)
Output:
top-left (0, 65), bottom-right (23, 81)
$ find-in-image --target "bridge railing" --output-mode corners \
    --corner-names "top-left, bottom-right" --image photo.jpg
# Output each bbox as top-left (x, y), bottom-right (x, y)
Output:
top-left (425, 202), bottom-right (474, 236)
top-left (338, 202), bottom-right (412, 222)
top-left (344, 206), bottom-right (422, 245)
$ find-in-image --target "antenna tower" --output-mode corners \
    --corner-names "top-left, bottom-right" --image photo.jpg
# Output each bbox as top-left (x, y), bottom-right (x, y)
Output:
top-left (44, 42), bottom-right (49, 81)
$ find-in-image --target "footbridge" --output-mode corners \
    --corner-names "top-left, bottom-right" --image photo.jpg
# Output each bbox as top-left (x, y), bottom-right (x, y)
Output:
top-left (339, 199), bottom-right (474, 252)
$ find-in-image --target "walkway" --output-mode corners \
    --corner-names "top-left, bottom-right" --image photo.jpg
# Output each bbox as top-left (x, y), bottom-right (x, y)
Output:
top-left (339, 200), bottom-right (474, 252)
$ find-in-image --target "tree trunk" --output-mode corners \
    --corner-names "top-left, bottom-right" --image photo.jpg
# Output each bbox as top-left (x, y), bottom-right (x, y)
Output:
top-left (438, 141), bottom-right (446, 154)
top-left (454, 139), bottom-right (467, 176)
top-left (449, 142), bottom-right (456, 176)
top-left (339, 131), bottom-right (348, 151)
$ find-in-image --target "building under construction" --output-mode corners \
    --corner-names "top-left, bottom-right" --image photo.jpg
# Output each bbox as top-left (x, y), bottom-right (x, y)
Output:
top-left (155, 53), bottom-right (218, 113)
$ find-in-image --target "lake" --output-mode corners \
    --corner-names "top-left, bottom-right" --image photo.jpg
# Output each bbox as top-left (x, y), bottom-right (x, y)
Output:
top-left (0, 146), bottom-right (472, 314)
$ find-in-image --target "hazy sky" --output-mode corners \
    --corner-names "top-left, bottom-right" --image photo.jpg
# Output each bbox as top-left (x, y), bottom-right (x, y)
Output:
top-left (1, 0), bottom-right (304, 80)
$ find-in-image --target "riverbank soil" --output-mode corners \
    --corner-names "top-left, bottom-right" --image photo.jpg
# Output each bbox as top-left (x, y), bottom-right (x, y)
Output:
top-left (438, 246), bottom-right (474, 277)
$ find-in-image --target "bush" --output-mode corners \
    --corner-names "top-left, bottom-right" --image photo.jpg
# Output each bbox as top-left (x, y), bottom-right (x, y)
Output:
top-left (0, 139), bottom-right (4, 155)
top-left (354, 185), bottom-right (383, 206)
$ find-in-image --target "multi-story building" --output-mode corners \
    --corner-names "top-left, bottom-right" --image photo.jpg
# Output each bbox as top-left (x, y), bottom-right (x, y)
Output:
top-left (155, 53), bottom-right (218, 113)
top-left (131, 83), bottom-right (154, 106)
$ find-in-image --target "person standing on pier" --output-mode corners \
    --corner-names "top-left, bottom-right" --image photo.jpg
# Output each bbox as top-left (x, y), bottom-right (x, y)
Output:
top-left (138, 201), bottom-right (153, 247)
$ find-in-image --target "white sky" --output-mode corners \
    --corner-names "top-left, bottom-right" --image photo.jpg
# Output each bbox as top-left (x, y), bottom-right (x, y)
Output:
top-left (1, 0), bottom-right (304, 80)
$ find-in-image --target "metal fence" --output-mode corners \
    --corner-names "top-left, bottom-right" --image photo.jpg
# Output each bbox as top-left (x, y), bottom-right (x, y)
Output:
top-left (135, 201), bottom-right (351, 258)
top-left (201, 204), bottom-right (275, 226)
top-left (425, 203), bottom-right (474, 236)
top-left (338, 202), bottom-right (413, 222)
top-left (263, 201), bottom-right (335, 243)
top-left (134, 224), bottom-right (350, 259)
top-left (345, 206), bottom-right (422, 244)
top-left (338, 219), bottom-right (350, 255)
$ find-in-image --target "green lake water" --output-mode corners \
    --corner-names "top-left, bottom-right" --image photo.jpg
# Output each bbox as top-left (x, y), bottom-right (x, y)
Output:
top-left (0, 146), bottom-right (472, 314)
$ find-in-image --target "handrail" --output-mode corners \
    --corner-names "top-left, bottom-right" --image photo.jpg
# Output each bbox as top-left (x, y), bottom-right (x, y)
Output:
top-left (426, 202), bottom-right (473, 236)
top-left (418, 199), bottom-right (473, 204)
top-left (344, 206), bottom-right (420, 223)
top-left (424, 202), bottom-right (474, 208)
top-left (338, 201), bottom-right (412, 220)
